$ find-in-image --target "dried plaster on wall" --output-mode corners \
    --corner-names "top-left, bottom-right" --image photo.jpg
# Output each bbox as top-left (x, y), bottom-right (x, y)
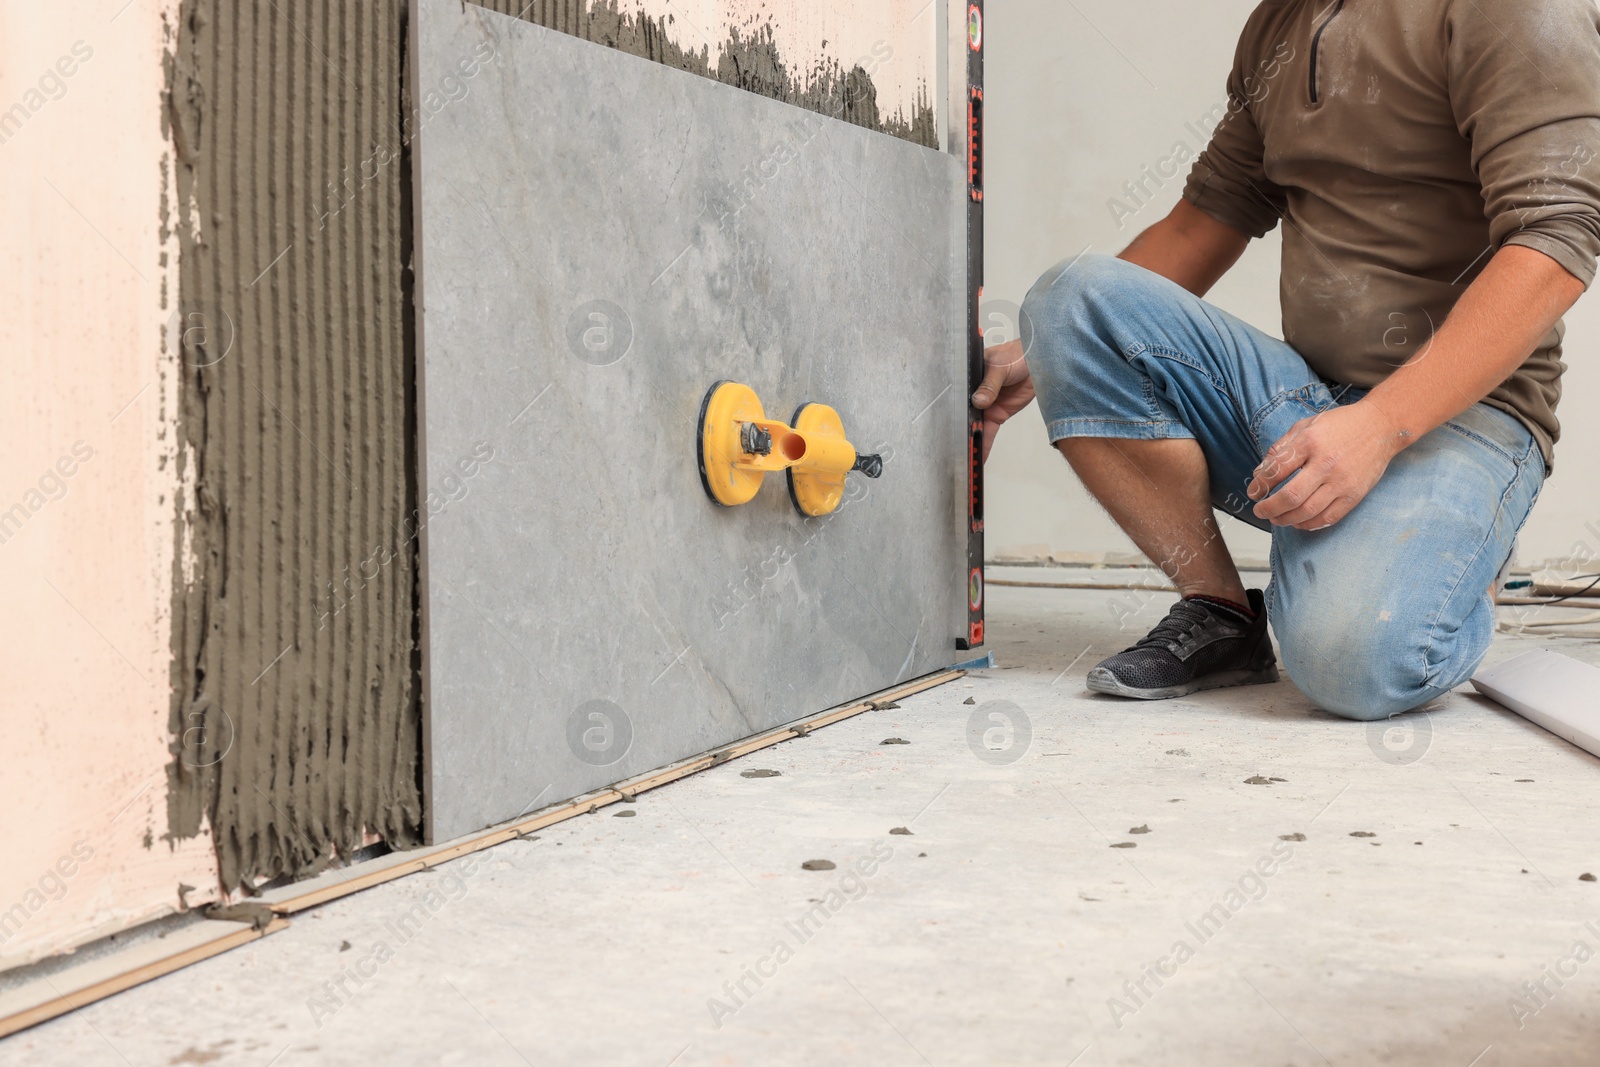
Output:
top-left (507, 0), bottom-right (939, 147)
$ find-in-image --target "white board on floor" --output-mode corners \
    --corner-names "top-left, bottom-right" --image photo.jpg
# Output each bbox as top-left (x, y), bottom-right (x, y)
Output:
top-left (1472, 649), bottom-right (1600, 760)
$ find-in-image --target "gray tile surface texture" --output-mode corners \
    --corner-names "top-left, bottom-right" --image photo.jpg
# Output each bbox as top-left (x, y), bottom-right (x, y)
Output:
top-left (414, 0), bottom-right (969, 840)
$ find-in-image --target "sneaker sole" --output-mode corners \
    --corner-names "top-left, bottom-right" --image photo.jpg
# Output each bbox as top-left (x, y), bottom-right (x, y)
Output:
top-left (1085, 664), bottom-right (1280, 701)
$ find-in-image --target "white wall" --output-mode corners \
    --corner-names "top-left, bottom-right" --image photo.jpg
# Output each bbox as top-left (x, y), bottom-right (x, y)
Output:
top-left (0, 0), bottom-right (218, 969)
top-left (984, 0), bottom-right (1600, 569)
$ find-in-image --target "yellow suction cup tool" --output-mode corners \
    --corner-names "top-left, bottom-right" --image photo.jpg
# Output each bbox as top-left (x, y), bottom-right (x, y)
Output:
top-left (697, 380), bottom-right (773, 507)
top-left (788, 402), bottom-right (859, 517)
top-left (696, 382), bottom-right (881, 515)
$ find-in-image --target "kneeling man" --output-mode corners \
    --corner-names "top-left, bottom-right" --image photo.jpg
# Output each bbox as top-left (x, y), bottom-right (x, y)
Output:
top-left (976, 0), bottom-right (1600, 719)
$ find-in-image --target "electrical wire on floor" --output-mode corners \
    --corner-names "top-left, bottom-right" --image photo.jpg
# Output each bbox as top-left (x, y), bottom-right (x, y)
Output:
top-left (1498, 573), bottom-right (1600, 638)
top-left (987, 573), bottom-right (1600, 606)
top-left (986, 572), bottom-right (1600, 640)
top-left (1528, 573), bottom-right (1600, 606)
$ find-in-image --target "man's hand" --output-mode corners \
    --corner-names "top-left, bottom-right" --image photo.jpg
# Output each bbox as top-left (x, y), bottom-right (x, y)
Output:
top-left (972, 339), bottom-right (1036, 462)
top-left (1248, 401), bottom-right (1406, 530)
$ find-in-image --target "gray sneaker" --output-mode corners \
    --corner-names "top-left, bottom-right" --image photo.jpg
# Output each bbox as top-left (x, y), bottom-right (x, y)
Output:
top-left (1087, 589), bottom-right (1278, 700)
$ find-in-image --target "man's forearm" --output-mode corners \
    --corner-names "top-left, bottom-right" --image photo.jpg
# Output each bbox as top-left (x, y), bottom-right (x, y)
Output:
top-left (1119, 199), bottom-right (1251, 298)
top-left (1362, 245), bottom-right (1586, 455)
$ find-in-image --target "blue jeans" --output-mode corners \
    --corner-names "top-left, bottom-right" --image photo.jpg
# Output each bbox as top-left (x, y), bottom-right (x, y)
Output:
top-left (1021, 254), bottom-right (1546, 721)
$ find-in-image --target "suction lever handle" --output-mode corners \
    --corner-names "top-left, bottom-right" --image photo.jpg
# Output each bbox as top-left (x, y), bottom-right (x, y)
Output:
top-left (851, 453), bottom-right (883, 479)
top-left (740, 422), bottom-right (773, 456)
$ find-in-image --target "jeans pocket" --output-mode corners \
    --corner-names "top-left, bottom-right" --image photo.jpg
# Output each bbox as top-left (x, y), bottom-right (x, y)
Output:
top-left (1249, 383), bottom-right (1337, 456)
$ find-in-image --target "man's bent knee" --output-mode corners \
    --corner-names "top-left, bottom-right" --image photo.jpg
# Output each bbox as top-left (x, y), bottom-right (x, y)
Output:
top-left (1274, 620), bottom-right (1441, 722)
top-left (1021, 254), bottom-right (1179, 429)
top-left (1021, 253), bottom-right (1144, 334)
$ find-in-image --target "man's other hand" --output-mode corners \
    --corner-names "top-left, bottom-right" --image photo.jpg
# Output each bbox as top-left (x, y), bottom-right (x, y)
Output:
top-left (972, 339), bottom-right (1036, 463)
top-left (1248, 402), bottom-right (1403, 530)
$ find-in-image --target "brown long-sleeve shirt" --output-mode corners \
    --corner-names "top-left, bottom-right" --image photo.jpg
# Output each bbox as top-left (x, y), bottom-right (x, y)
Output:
top-left (1183, 0), bottom-right (1600, 468)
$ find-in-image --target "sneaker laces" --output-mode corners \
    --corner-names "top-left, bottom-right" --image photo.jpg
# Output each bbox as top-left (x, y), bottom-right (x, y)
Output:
top-left (1132, 600), bottom-right (1214, 653)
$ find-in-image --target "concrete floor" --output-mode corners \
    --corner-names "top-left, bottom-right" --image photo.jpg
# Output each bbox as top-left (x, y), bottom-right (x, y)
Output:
top-left (9, 571), bottom-right (1600, 1066)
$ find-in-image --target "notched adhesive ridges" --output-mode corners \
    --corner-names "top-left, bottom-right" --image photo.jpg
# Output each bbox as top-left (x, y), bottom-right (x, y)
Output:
top-left (166, 0), bottom-right (423, 891)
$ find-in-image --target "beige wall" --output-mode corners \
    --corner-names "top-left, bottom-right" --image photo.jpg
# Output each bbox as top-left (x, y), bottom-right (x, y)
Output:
top-left (985, 0), bottom-right (1600, 569)
top-left (0, 0), bottom-right (218, 969)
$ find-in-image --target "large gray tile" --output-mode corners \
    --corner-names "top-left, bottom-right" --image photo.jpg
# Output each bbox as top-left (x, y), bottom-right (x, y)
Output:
top-left (412, 0), bottom-right (969, 840)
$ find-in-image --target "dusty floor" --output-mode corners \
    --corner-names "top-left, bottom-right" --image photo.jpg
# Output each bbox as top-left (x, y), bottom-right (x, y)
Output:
top-left (9, 569), bottom-right (1600, 1066)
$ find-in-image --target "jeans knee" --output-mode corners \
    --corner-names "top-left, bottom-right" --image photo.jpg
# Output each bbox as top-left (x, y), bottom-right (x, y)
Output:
top-left (1276, 616), bottom-right (1436, 722)
top-left (1021, 253), bottom-right (1127, 333)
top-left (1022, 254), bottom-right (1142, 386)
